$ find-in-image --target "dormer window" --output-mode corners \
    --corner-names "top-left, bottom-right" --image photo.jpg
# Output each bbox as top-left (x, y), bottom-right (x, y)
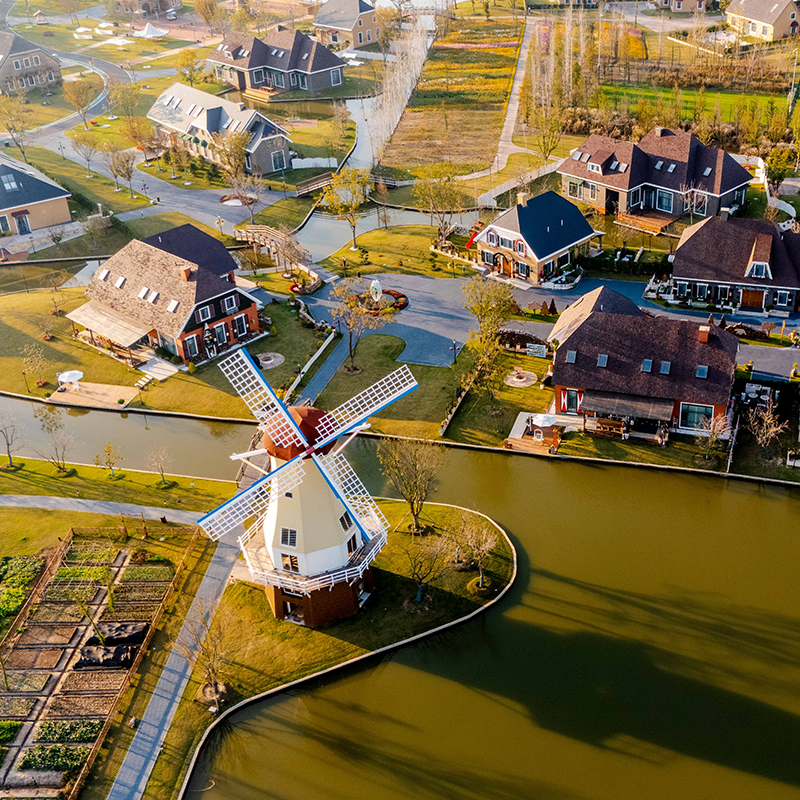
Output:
top-left (610, 160), bottom-right (618, 170)
top-left (597, 354), bottom-right (608, 367)
top-left (138, 286), bottom-right (149, 299)
top-left (655, 160), bottom-right (664, 170)
top-left (749, 262), bottom-right (768, 278)
top-left (642, 359), bottom-right (652, 373)
top-left (696, 365), bottom-right (708, 379)
top-left (587, 163), bottom-right (601, 173)
top-left (565, 350), bottom-right (577, 364)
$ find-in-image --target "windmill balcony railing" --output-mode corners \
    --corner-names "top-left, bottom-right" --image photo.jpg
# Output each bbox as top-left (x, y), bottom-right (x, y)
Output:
top-left (238, 528), bottom-right (388, 595)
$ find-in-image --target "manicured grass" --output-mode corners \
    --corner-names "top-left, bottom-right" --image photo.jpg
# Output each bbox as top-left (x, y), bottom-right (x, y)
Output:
top-left (317, 335), bottom-right (467, 438)
top-left (128, 499), bottom-right (513, 800)
top-left (558, 431), bottom-right (724, 471)
top-left (15, 80), bottom-right (103, 130)
top-left (0, 289), bottom-right (329, 418)
top-left (382, 18), bottom-right (522, 176)
top-left (249, 196), bottom-right (316, 230)
top-left (18, 18), bottom-right (99, 53)
top-left (86, 37), bottom-right (187, 66)
top-left (276, 75), bottom-right (380, 101)
top-left (738, 335), bottom-right (794, 348)
top-left (11, 0), bottom-right (97, 14)
top-left (136, 159), bottom-right (228, 192)
top-left (317, 225), bottom-right (480, 279)
top-left (446, 352), bottom-right (554, 447)
top-left (0, 260), bottom-right (86, 294)
top-left (287, 119), bottom-right (356, 163)
top-left (143, 45), bottom-right (216, 70)
top-left (7, 146), bottom-right (149, 214)
top-left (0, 456), bottom-right (235, 510)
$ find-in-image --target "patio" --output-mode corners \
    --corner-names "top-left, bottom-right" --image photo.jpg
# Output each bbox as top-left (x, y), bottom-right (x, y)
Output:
top-left (48, 381), bottom-right (139, 410)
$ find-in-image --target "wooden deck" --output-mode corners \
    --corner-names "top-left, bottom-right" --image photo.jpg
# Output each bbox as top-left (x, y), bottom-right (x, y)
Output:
top-left (616, 210), bottom-right (678, 234)
top-left (504, 426), bottom-right (560, 454)
top-left (47, 382), bottom-right (138, 410)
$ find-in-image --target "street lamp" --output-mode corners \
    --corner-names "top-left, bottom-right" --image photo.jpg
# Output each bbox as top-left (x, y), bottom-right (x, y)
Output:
top-left (22, 370), bottom-right (29, 393)
top-left (141, 183), bottom-right (149, 201)
top-left (215, 215), bottom-right (223, 235)
top-left (58, 142), bottom-right (65, 160)
top-left (449, 339), bottom-right (459, 366)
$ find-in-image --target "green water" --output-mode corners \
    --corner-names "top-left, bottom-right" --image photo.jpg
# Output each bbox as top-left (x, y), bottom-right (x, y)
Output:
top-left (185, 440), bottom-right (800, 800)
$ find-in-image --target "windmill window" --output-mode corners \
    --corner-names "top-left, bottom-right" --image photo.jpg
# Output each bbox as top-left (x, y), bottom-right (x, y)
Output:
top-left (347, 534), bottom-right (358, 555)
top-left (138, 286), bottom-right (149, 299)
top-left (115, 276), bottom-right (126, 288)
top-left (597, 354), bottom-right (608, 367)
top-left (280, 527), bottom-right (297, 547)
top-left (98, 268), bottom-right (109, 281)
top-left (339, 511), bottom-right (353, 532)
top-left (660, 360), bottom-right (671, 375)
top-left (642, 358), bottom-right (653, 372)
top-left (284, 492), bottom-right (292, 498)
top-left (281, 553), bottom-right (299, 572)
top-left (565, 350), bottom-right (577, 364)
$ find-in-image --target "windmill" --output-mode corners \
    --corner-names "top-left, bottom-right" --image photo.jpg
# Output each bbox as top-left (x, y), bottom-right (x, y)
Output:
top-left (198, 349), bottom-right (418, 627)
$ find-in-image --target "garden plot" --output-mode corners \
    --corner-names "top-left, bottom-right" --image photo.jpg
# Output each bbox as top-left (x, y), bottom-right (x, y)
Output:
top-left (6, 649), bottom-right (63, 670)
top-left (0, 697), bottom-right (36, 719)
top-left (61, 671), bottom-right (126, 693)
top-left (46, 694), bottom-right (116, 719)
top-left (1, 673), bottom-right (50, 692)
top-left (113, 583), bottom-right (169, 603)
top-left (16, 626), bottom-right (77, 647)
top-left (52, 566), bottom-right (108, 584)
top-left (29, 604), bottom-right (85, 623)
top-left (65, 545), bottom-right (119, 565)
top-left (101, 603), bottom-right (160, 622)
top-left (0, 556), bottom-right (43, 634)
top-left (35, 720), bottom-right (103, 743)
top-left (44, 584), bottom-right (99, 603)
top-left (18, 743), bottom-right (90, 771)
top-left (119, 565), bottom-right (174, 583)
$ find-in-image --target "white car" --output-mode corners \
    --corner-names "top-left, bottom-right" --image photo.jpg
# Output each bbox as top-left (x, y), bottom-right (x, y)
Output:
top-left (165, 9), bottom-right (178, 20)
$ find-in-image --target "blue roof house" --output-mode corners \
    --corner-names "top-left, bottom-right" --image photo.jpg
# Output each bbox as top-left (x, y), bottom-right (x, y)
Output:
top-left (471, 191), bottom-right (603, 287)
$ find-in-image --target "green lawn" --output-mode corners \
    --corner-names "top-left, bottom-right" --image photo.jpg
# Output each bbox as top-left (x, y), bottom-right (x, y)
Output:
top-left (12, 80), bottom-right (103, 130)
top-left (8, 146), bottom-right (149, 215)
top-left (113, 499), bottom-right (514, 800)
top-left (249, 196), bottom-right (316, 230)
top-left (86, 37), bottom-right (187, 66)
top-left (0, 260), bottom-right (86, 294)
top-left (317, 335), bottom-right (467, 438)
top-left (11, 0), bottom-right (97, 16)
top-left (142, 45), bottom-right (215, 70)
top-left (136, 160), bottom-right (228, 192)
top-left (0, 456), bottom-right (234, 510)
top-left (16, 18), bottom-right (99, 53)
top-left (318, 225), bottom-right (480, 279)
top-left (446, 352), bottom-right (554, 447)
top-left (276, 75), bottom-right (380, 101)
top-left (0, 289), bottom-right (331, 417)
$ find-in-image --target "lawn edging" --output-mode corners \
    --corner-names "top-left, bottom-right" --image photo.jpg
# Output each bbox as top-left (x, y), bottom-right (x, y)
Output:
top-left (174, 499), bottom-right (518, 800)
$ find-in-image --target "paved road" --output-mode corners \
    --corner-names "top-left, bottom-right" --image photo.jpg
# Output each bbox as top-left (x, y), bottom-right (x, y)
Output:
top-left (608, 2), bottom-right (724, 32)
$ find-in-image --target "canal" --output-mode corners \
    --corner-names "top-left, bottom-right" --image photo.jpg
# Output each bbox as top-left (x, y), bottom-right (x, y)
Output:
top-left (183, 438), bottom-right (800, 800)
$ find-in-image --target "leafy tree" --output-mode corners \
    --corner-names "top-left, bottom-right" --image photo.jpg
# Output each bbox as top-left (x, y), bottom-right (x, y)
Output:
top-left (23, 343), bottom-right (47, 384)
top-left (0, 92), bottom-right (33, 163)
top-left (71, 130), bottom-right (99, 177)
top-left (111, 150), bottom-right (136, 198)
top-left (176, 49), bottom-right (204, 87)
top-left (63, 80), bottom-right (96, 130)
top-left (330, 278), bottom-right (386, 370)
top-left (766, 147), bottom-right (794, 186)
top-left (107, 79), bottom-right (141, 124)
top-left (123, 117), bottom-right (152, 160)
top-left (210, 129), bottom-right (250, 179)
top-left (230, 8), bottom-right (251, 32)
top-left (196, 0), bottom-right (219, 32)
top-left (412, 162), bottom-right (464, 243)
top-left (320, 168), bottom-right (371, 249)
top-left (94, 441), bottom-right (124, 477)
top-left (462, 275), bottom-right (515, 345)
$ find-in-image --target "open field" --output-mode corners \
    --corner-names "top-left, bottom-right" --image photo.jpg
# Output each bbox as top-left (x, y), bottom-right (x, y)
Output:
top-left (112, 499), bottom-right (514, 800)
top-left (382, 18), bottom-right (522, 177)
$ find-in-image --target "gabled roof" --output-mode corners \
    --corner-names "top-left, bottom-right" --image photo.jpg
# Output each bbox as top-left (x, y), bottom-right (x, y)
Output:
top-left (81, 238), bottom-right (243, 339)
top-left (141, 224), bottom-right (239, 280)
top-left (672, 215), bottom-right (800, 289)
top-left (146, 83), bottom-right (289, 152)
top-left (314, 0), bottom-right (375, 31)
top-left (0, 30), bottom-right (44, 59)
top-left (209, 27), bottom-right (345, 75)
top-left (551, 286), bottom-right (739, 407)
top-left (726, 0), bottom-right (796, 24)
top-left (476, 191), bottom-right (596, 260)
top-left (0, 153), bottom-right (70, 212)
top-left (548, 285), bottom-right (642, 345)
top-left (557, 128), bottom-right (753, 197)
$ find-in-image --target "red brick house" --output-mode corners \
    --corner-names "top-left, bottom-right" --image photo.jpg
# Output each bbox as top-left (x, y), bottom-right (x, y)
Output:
top-left (68, 225), bottom-right (261, 365)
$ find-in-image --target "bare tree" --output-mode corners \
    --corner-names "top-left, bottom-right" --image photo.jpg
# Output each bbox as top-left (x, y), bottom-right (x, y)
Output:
top-left (746, 398), bottom-right (789, 460)
top-left (146, 446), bottom-right (171, 485)
top-left (274, 223), bottom-right (307, 273)
top-left (230, 172), bottom-right (266, 224)
top-left (49, 226), bottom-right (65, 250)
top-left (330, 278), bottom-right (387, 370)
top-left (0, 91), bottom-right (34, 163)
top-left (23, 343), bottom-right (47, 386)
top-left (462, 275), bottom-right (515, 344)
top-left (32, 407), bottom-right (72, 472)
top-left (695, 413), bottom-right (731, 460)
top-left (63, 80), bottom-right (97, 130)
top-left (94, 441), bottom-right (124, 478)
top-left (83, 216), bottom-right (104, 250)
top-left (320, 168), bottom-right (371, 250)
top-left (412, 162), bottom-right (464, 243)
top-left (107, 79), bottom-right (141, 125)
top-left (174, 601), bottom-right (230, 704)
top-left (71, 130), bottom-right (99, 177)
top-left (111, 150), bottom-right (137, 198)
top-left (377, 438), bottom-right (447, 532)
top-left (459, 515), bottom-right (497, 588)
top-left (210, 129), bottom-right (251, 179)
top-left (404, 532), bottom-right (454, 603)
top-left (0, 414), bottom-right (21, 468)
top-left (58, 0), bottom-right (80, 24)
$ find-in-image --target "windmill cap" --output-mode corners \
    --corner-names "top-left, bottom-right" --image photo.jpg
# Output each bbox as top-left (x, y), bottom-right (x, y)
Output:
top-left (261, 406), bottom-right (337, 461)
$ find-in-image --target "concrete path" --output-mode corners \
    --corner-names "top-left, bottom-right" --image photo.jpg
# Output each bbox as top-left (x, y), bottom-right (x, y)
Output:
top-left (106, 536), bottom-right (240, 800)
top-left (297, 336), bottom-right (350, 404)
top-left (0, 494), bottom-right (201, 524)
top-left (608, 1), bottom-right (723, 32)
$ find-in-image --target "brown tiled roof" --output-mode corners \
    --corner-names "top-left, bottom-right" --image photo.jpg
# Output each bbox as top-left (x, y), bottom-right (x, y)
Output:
top-left (673, 216), bottom-right (800, 289)
top-left (548, 285), bottom-right (642, 345)
top-left (552, 287), bottom-right (739, 407)
top-left (726, 0), bottom-right (795, 25)
top-left (557, 128), bottom-right (752, 197)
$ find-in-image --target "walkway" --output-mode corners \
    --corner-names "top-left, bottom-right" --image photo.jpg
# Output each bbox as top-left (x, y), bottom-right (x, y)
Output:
top-left (609, 2), bottom-right (724, 32)
top-left (297, 336), bottom-right (350, 404)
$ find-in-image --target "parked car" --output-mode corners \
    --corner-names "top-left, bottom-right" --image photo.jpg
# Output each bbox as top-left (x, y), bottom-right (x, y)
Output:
top-left (165, 9), bottom-right (178, 20)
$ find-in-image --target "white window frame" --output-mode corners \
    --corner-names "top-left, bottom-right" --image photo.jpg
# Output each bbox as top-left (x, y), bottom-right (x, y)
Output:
top-left (0, 215), bottom-right (8, 233)
top-left (23, 57), bottom-right (30, 68)
top-left (33, 55), bottom-right (40, 66)
top-left (358, 17), bottom-right (363, 25)
top-left (233, 313), bottom-right (248, 337)
top-left (357, 31), bottom-right (363, 44)
top-left (557, 251), bottom-right (571, 268)
top-left (629, 187), bottom-right (641, 207)
top-left (15, 214), bottom-right (29, 235)
top-left (567, 181), bottom-right (581, 199)
top-left (290, 72), bottom-right (297, 86)
top-left (366, 29), bottom-right (371, 41)
top-left (222, 295), bottom-right (238, 313)
top-left (776, 290), bottom-right (790, 306)
top-left (12, 60), bottom-right (20, 70)
top-left (298, 73), bottom-right (307, 90)
top-left (272, 149), bottom-right (286, 172)
top-left (280, 527), bottom-right (297, 547)
top-left (253, 68), bottom-right (264, 84)
top-left (589, 183), bottom-right (598, 201)
top-left (197, 305), bottom-right (212, 322)
top-left (481, 250), bottom-right (494, 265)
top-left (696, 283), bottom-right (708, 300)
top-left (331, 68), bottom-right (342, 86)
top-left (214, 321), bottom-right (227, 345)
top-left (339, 511), bottom-right (353, 532)
top-left (27, 75), bottom-right (35, 87)
top-left (656, 189), bottom-right (673, 213)
top-left (183, 334), bottom-right (199, 358)
top-left (274, 71), bottom-right (285, 88)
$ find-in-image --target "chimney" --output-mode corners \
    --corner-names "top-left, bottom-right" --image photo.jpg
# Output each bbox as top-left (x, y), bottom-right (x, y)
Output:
top-left (720, 206), bottom-right (730, 222)
top-left (655, 127), bottom-right (664, 136)
top-left (179, 266), bottom-right (193, 282)
top-left (698, 325), bottom-right (710, 343)
top-left (516, 191), bottom-right (525, 206)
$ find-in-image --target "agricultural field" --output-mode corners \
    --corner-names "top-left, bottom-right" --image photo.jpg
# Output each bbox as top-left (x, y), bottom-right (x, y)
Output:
top-left (382, 18), bottom-right (522, 176)
top-left (0, 556), bottom-right (42, 638)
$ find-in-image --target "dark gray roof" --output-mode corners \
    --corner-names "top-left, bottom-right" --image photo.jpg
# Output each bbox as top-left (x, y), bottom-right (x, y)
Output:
top-left (726, 0), bottom-right (795, 24)
top-left (557, 128), bottom-right (753, 197)
top-left (141, 224), bottom-right (239, 280)
top-left (548, 285), bottom-right (642, 344)
top-left (314, 0), bottom-right (374, 30)
top-left (209, 27), bottom-right (345, 75)
top-left (551, 287), bottom-right (739, 407)
top-left (0, 153), bottom-right (70, 212)
top-left (480, 191), bottom-right (596, 260)
top-left (673, 215), bottom-right (800, 289)
top-left (0, 31), bottom-right (43, 58)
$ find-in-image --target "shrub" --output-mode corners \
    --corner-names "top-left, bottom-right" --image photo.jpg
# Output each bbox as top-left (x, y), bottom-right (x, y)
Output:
top-left (35, 720), bottom-right (102, 744)
top-left (18, 743), bottom-right (90, 772)
top-left (52, 566), bottom-right (107, 583)
top-left (0, 721), bottom-right (21, 744)
top-left (187, 362), bottom-right (197, 374)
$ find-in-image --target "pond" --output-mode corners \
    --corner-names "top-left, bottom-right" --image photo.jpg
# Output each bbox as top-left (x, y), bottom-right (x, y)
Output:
top-left (184, 439), bottom-right (800, 800)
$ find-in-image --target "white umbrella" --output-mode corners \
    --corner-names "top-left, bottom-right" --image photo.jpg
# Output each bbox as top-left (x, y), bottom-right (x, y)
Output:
top-left (58, 370), bottom-right (84, 383)
top-left (133, 22), bottom-right (168, 38)
top-left (528, 413), bottom-right (556, 428)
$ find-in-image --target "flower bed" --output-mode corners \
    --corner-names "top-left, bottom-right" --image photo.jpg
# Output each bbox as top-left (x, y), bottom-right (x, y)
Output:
top-left (52, 566), bottom-right (107, 584)
top-left (6, 649), bottom-right (63, 670)
top-left (119, 565), bottom-right (173, 583)
top-left (34, 720), bottom-right (103, 743)
top-left (0, 721), bottom-right (22, 744)
top-left (3, 673), bottom-right (50, 692)
top-left (18, 743), bottom-right (90, 772)
top-left (46, 694), bottom-right (116, 719)
top-left (0, 556), bottom-right (43, 622)
top-left (44, 584), bottom-right (98, 603)
top-left (61, 671), bottom-right (126, 693)
top-left (114, 584), bottom-right (168, 603)
top-left (100, 603), bottom-right (159, 622)
top-left (30, 604), bottom-right (84, 623)
top-left (66, 545), bottom-right (118, 565)
top-left (0, 697), bottom-right (35, 718)
top-left (17, 626), bottom-right (76, 647)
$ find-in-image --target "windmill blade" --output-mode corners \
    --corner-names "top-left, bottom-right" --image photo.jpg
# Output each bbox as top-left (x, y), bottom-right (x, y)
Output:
top-left (312, 451), bottom-right (389, 542)
top-left (198, 455), bottom-right (306, 540)
top-left (314, 365), bottom-right (417, 449)
top-left (219, 349), bottom-right (308, 450)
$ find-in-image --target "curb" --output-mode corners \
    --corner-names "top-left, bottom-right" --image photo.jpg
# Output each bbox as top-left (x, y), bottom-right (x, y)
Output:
top-left (174, 500), bottom-right (518, 800)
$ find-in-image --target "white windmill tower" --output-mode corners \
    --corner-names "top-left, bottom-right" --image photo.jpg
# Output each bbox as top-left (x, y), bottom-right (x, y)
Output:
top-left (198, 349), bottom-right (418, 627)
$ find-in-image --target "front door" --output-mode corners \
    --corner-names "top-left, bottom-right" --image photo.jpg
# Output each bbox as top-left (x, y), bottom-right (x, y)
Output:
top-left (16, 214), bottom-right (30, 235)
top-left (644, 189), bottom-right (654, 210)
top-left (741, 289), bottom-right (765, 309)
top-left (566, 389), bottom-right (579, 414)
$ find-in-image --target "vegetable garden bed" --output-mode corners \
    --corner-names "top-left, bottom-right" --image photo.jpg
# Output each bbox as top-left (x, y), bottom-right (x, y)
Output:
top-left (30, 605), bottom-right (84, 623)
top-left (52, 566), bottom-right (107, 584)
top-left (0, 697), bottom-right (36, 718)
top-left (2, 673), bottom-right (50, 693)
top-left (0, 556), bottom-right (43, 626)
top-left (114, 584), bottom-right (168, 603)
top-left (35, 720), bottom-right (103, 743)
top-left (6, 649), bottom-right (62, 670)
top-left (119, 565), bottom-right (174, 583)
top-left (61, 671), bottom-right (126, 693)
top-left (19, 743), bottom-right (90, 772)
top-left (16, 626), bottom-right (76, 647)
top-left (66, 546), bottom-right (119, 565)
top-left (46, 694), bottom-right (116, 719)
top-left (44, 584), bottom-right (98, 603)
top-left (100, 603), bottom-right (159, 622)
top-left (0, 721), bottom-right (22, 744)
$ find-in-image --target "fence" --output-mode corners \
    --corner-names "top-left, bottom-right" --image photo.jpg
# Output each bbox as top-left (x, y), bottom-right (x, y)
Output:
top-left (283, 329), bottom-right (337, 405)
top-left (726, 415), bottom-right (740, 474)
top-left (66, 524), bottom-right (201, 800)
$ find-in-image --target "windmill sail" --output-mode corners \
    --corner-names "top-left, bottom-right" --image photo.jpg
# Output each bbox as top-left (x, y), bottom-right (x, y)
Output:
top-left (219, 349), bottom-right (308, 449)
top-left (312, 452), bottom-right (389, 541)
top-left (314, 365), bottom-right (418, 449)
top-left (198, 455), bottom-right (306, 540)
